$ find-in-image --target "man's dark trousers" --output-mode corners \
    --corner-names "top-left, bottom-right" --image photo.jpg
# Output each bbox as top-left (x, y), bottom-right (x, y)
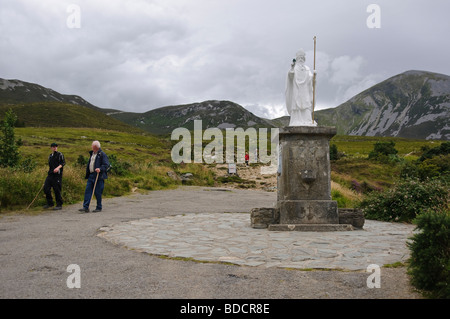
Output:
top-left (82, 172), bottom-right (105, 210)
top-left (44, 174), bottom-right (63, 207)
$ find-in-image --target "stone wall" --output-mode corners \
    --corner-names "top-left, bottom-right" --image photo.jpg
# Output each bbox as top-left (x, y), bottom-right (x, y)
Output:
top-left (250, 208), bottom-right (279, 229)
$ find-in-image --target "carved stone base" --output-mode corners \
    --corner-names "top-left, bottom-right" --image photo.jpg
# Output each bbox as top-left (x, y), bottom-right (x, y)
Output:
top-left (268, 224), bottom-right (354, 232)
top-left (278, 200), bottom-right (338, 224)
top-left (250, 207), bottom-right (363, 231)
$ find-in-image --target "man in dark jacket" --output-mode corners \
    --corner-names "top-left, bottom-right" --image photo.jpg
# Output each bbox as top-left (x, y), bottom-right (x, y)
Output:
top-left (44, 143), bottom-right (65, 210)
top-left (79, 140), bottom-right (110, 213)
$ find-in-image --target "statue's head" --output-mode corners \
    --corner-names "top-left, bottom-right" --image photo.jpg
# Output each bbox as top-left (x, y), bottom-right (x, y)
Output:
top-left (295, 49), bottom-right (306, 64)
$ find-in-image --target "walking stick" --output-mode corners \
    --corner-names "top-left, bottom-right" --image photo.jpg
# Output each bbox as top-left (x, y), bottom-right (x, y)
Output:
top-left (88, 171), bottom-right (100, 209)
top-left (312, 35), bottom-right (317, 124)
top-left (26, 183), bottom-right (45, 210)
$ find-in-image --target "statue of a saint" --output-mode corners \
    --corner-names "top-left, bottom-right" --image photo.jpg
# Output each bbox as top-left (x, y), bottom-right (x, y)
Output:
top-left (285, 49), bottom-right (317, 127)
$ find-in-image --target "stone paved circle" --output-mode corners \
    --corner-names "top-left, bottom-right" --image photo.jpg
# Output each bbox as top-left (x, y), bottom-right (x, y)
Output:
top-left (98, 212), bottom-right (416, 271)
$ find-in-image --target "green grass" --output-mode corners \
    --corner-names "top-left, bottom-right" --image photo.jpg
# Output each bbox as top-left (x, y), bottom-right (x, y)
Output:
top-left (15, 127), bottom-right (171, 166)
top-left (331, 135), bottom-right (442, 159)
top-left (329, 135), bottom-right (445, 207)
top-left (0, 127), bottom-right (215, 212)
top-left (384, 262), bottom-right (407, 268)
top-left (0, 102), bottom-right (144, 134)
top-left (1, 124), bottom-right (444, 213)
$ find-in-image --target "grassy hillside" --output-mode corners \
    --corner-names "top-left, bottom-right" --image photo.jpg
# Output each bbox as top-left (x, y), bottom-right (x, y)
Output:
top-left (328, 136), bottom-right (446, 208)
top-left (0, 102), bottom-right (144, 134)
top-left (0, 127), bottom-right (215, 212)
top-left (0, 78), bottom-right (114, 112)
top-left (0, 122), bottom-right (443, 212)
top-left (330, 135), bottom-right (441, 158)
top-left (15, 127), bottom-right (171, 165)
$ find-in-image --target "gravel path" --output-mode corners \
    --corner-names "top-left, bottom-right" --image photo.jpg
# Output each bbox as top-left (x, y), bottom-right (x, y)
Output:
top-left (0, 186), bottom-right (422, 299)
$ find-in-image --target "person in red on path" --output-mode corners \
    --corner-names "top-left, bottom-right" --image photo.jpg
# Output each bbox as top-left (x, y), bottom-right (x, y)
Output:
top-left (245, 151), bottom-right (249, 166)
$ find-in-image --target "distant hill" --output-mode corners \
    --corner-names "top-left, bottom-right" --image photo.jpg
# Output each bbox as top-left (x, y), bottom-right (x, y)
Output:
top-left (110, 100), bottom-right (276, 135)
top-left (0, 78), bottom-right (120, 114)
top-left (309, 70), bottom-right (450, 140)
top-left (0, 78), bottom-right (143, 133)
top-left (0, 102), bottom-right (144, 134)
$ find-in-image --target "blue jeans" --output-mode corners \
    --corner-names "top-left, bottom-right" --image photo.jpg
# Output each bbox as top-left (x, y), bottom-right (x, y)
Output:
top-left (83, 173), bottom-right (105, 210)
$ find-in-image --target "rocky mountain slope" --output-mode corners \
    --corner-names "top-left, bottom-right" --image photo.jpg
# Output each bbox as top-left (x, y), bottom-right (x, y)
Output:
top-left (0, 78), bottom-right (119, 113)
top-left (312, 70), bottom-right (450, 140)
top-left (110, 100), bottom-right (275, 135)
top-left (0, 78), bottom-right (141, 133)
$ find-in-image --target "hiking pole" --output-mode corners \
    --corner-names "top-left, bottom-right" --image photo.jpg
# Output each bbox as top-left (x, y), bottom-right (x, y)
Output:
top-left (312, 35), bottom-right (317, 125)
top-left (26, 183), bottom-right (45, 210)
top-left (88, 171), bottom-right (100, 210)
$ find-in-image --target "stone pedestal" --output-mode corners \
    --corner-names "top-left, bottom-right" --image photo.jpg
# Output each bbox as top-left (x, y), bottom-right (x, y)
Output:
top-left (271, 126), bottom-right (352, 231)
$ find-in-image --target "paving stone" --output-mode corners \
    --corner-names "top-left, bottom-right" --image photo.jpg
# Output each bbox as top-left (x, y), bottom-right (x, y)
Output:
top-left (292, 255), bottom-right (315, 262)
top-left (98, 213), bottom-right (415, 271)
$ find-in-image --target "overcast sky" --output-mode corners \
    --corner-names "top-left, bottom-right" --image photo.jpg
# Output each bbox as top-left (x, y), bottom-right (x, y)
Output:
top-left (1, 0), bottom-right (449, 119)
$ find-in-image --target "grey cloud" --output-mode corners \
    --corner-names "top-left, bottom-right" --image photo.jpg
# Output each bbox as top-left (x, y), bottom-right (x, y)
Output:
top-left (1, 0), bottom-right (449, 119)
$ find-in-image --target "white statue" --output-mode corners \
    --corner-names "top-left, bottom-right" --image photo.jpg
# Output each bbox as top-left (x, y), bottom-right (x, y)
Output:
top-left (285, 49), bottom-right (317, 127)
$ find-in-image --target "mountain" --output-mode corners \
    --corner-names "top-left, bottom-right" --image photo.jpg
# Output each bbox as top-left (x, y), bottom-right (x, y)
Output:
top-left (0, 78), bottom-right (119, 114)
top-left (0, 102), bottom-right (145, 133)
top-left (309, 70), bottom-right (450, 140)
top-left (110, 100), bottom-right (276, 135)
top-left (2, 70), bottom-right (449, 140)
top-left (112, 70), bottom-right (449, 139)
top-left (0, 78), bottom-right (142, 133)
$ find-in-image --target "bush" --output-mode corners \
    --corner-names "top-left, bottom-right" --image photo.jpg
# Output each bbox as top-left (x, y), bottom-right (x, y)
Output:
top-left (18, 157), bottom-right (37, 173)
top-left (419, 141), bottom-right (450, 162)
top-left (108, 154), bottom-right (131, 176)
top-left (0, 109), bottom-right (21, 168)
top-left (76, 155), bottom-right (88, 167)
top-left (359, 178), bottom-right (449, 222)
top-left (408, 208), bottom-right (450, 298)
top-left (401, 153), bottom-right (450, 181)
top-left (330, 144), bottom-right (339, 161)
top-left (368, 141), bottom-right (399, 163)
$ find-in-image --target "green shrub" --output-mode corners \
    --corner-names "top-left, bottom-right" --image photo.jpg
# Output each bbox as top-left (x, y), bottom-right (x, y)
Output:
top-left (408, 208), bottom-right (450, 298)
top-left (359, 178), bottom-right (449, 222)
top-left (18, 157), bottom-right (37, 173)
top-left (419, 141), bottom-right (450, 162)
top-left (330, 144), bottom-right (339, 161)
top-left (401, 153), bottom-right (450, 181)
top-left (76, 155), bottom-right (88, 167)
top-left (108, 154), bottom-right (132, 176)
top-left (0, 109), bottom-right (21, 168)
top-left (368, 141), bottom-right (399, 163)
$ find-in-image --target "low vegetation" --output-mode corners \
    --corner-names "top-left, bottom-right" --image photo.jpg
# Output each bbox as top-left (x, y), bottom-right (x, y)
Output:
top-left (408, 207), bottom-right (450, 298)
top-left (0, 102), bottom-right (143, 134)
top-left (358, 178), bottom-right (448, 223)
top-left (0, 126), bottom-right (215, 212)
